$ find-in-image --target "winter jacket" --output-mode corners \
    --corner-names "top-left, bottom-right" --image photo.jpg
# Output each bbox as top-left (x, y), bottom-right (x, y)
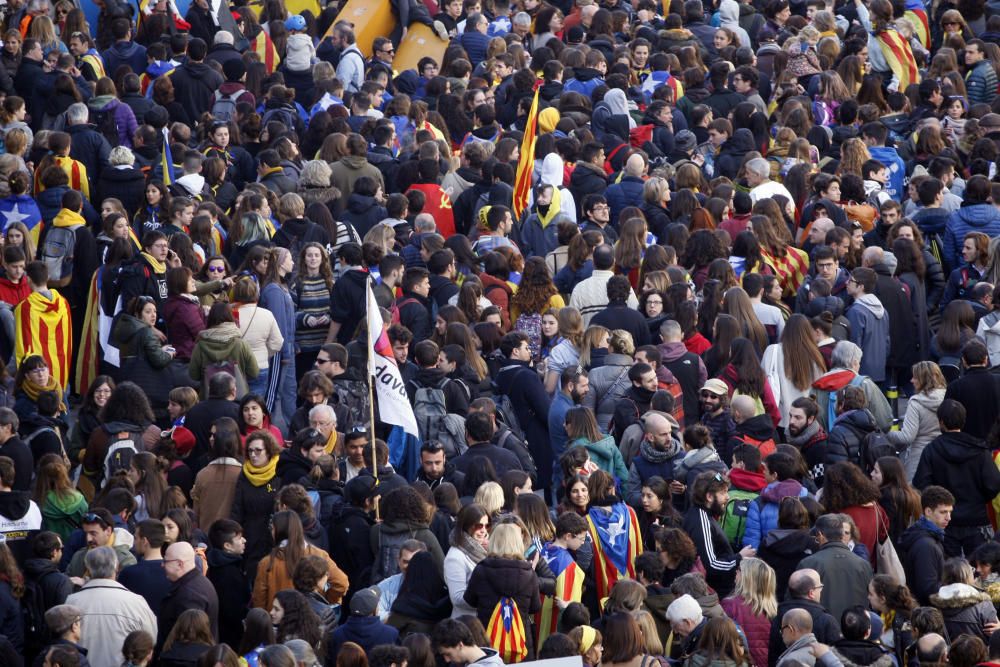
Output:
top-left (721, 594), bottom-right (771, 667)
top-left (825, 409), bottom-right (878, 466)
top-left (761, 343), bottom-right (823, 429)
top-left (369, 519), bottom-right (445, 585)
top-left (722, 413), bottom-right (776, 468)
top-left (683, 505), bottom-right (741, 598)
top-left (519, 206), bottom-right (562, 259)
top-left (716, 129), bottom-right (756, 180)
top-left (162, 294), bottom-right (206, 361)
top-left (112, 312), bottom-right (173, 370)
top-left (188, 323), bottom-right (259, 389)
top-left (899, 517), bottom-right (945, 606)
top-left (252, 542), bottom-right (348, 610)
top-left (329, 267), bottom-right (372, 345)
top-left (830, 640), bottom-right (893, 667)
top-left (944, 205), bottom-right (1000, 270)
top-left (464, 557), bottom-right (542, 657)
top-left (913, 430), bottom-right (1000, 527)
top-left (191, 457), bottom-right (242, 530)
top-left (330, 156), bottom-right (385, 203)
top-left (169, 61), bottom-right (224, 127)
top-left (768, 599), bottom-right (841, 667)
top-left (568, 162), bottom-right (608, 218)
top-left (845, 294), bottom-right (889, 383)
top-left (97, 165), bottom-right (145, 214)
top-left (39, 489), bottom-right (87, 543)
top-left (328, 504), bottom-right (374, 598)
top-left (887, 389), bottom-right (944, 480)
top-left (230, 469), bottom-right (278, 569)
top-left (943, 367), bottom-right (1000, 440)
top-left (743, 479), bottom-right (809, 549)
top-left (966, 60), bottom-right (998, 106)
top-left (156, 568), bottom-right (219, 651)
top-left (581, 352), bottom-right (633, 432)
top-left (341, 194), bottom-right (388, 239)
top-left (978, 311), bottom-right (1000, 369)
top-left (86, 95), bottom-right (137, 148)
top-left (931, 582), bottom-right (999, 642)
top-left (492, 359), bottom-right (551, 461)
top-left (205, 548), bottom-right (249, 648)
top-left (66, 579), bottom-right (157, 667)
top-left (799, 541), bottom-right (874, 624)
top-left (605, 175), bottom-right (645, 227)
top-left (758, 529), bottom-right (817, 602)
top-left (328, 615), bottom-right (399, 662)
top-left (570, 269), bottom-right (639, 326)
top-left (100, 40), bottom-right (146, 80)
top-left (234, 304), bottom-right (284, 369)
top-left (571, 434), bottom-right (629, 483)
top-left (810, 368), bottom-right (893, 433)
top-left (591, 304), bottom-right (652, 353)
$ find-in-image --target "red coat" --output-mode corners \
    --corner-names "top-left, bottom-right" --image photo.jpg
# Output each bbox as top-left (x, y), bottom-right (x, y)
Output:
top-left (0, 276), bottom-right (29, 307)
top-left (720, 363), bottom-right (782, 428)
top-left (721, 595), bottom-right (771, 667)
top-left (841, 503), bottom-right (889, 569)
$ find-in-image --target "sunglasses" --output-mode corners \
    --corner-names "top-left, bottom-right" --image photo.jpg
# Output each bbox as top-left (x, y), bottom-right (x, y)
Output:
top-left (83, 513), bottom-right (109, 528)
top-left (207, 266), bottom-right (226, 273)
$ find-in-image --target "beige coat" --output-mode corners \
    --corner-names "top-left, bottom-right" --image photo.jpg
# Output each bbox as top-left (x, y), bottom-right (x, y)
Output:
top-left (236, 304), bottom-right (284, 369)
top-left (192, 457), bottom-right (243, 529)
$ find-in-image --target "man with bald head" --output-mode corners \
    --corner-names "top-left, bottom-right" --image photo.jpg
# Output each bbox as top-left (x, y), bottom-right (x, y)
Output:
top-left (157, 541), bottom-right (219, 652)
top-left (606, 153), bottom-right (647, 226)
top-left (804, 218), bottom-right (835, 255)
top-left (624, 411), bottom-right (682, 505)
top-left (724, 394), bottom-right (777, 466)
top-left (916, 633), bottom-right (948, 665)
top-left (776, 608), bottom-right (826, 667)
top-left (768, 569), bottom-right (842, 667)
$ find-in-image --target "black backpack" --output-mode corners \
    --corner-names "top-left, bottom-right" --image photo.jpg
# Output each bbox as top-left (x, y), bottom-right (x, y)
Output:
top-left (91, 107), bottom-right (120, 146)
top-left (21, 575), bottom-right (51, 658)
top-left (859, 429), bottom-right (895, 474)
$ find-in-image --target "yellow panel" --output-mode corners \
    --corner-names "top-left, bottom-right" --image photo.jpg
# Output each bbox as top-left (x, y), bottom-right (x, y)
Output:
top-left (395, 22), bottom-right (448, 73)
top-left (328, 0), bottom-right (397, 58)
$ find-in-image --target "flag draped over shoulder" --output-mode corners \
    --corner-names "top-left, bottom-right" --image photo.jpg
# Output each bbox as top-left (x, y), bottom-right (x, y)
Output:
top-left (162, 127), bottom-right (176, 186)
top-left (876, 29), bottom-right (920, 91)
top-left (587, 502), bottom-right (643, 601)
top-left (16, 290), bottom-right (72, 389)
top-left (535, 543), bottom-right (584, 646)
top-left (366, 280), bottom-right (419, 437)
top-left (512, 85), bottom-right (541, 220)
top-left (487, 597), bottom-right (529, 664)
top-left (251, 31), bottom-right (280, 74)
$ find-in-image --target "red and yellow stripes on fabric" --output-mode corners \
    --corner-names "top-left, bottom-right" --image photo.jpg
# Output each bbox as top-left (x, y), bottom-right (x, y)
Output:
top-left (513, 85), bottom-right (541, 220)
top-left (905, 9), bottom-right (929, 49)
top-left (761, 246), bottom-right (809, 298)
top-left (487, 597), bottom-right (529, 664)
top-left (75, 274), bottom-right (100, 395)
top-left (251, 31), bottom-right (280, 74)
top-left (876, 29), bottom-right (920, 92)
top-left (534, 559), bottom-right (583, 646)
top-left (586, 504), bottom-right (643, 601)
top-left (35, 157), bottom-right (90, 201)
top-left (15, 290), bottom-right (72, 389)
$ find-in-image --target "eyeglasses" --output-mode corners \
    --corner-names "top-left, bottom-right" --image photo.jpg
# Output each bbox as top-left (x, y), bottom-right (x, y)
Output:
top-left (161, 559), bottom-right (184, 567)
top-left (28, 367), bottom-right (48, 375)
top-left (781, 625), bottom-right (793, 632)
top-left (207, 266), bottom-right (226, 273)
top-left (247, 447), bottom-right (266, 455)
top-left (380, 48), bottom-right (395, 55)
top-left (646, 299), bottom-right (663, 305)
top-left (152, 242), bottom-right (169, 250)
top-left (591, 205), bottom-right (610, 211)
top-left (475, 521), bottom-right (490, 529)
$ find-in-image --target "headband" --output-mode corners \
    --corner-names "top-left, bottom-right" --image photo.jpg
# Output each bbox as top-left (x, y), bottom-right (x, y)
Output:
top-left (578, 625), bottom-right (597, 654)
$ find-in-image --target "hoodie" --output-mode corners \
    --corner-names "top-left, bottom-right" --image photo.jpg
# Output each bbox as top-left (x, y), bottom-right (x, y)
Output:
top-left (913, 430), bottom-right (1000, 527)
top-left (898, 516), bottom-right (944, 605)
top-left (744, 479), bottom-right (808, 549)
top-left (40, 487), bottom-right (87, 543)
top-left (0, 490), bottom-right (41, 561)
top-left (188, 323), bottom-right (259, 391)
top-left (846, 294), bottom-right (889, 382)
top-left (716, 129), bottom-right (756, 180)
top-left (718, 0), bottom-right (752, 55)
top-left (944, 204), bottom-right (1000, 270)
top-left (86, 94), bottom-right (137, 147)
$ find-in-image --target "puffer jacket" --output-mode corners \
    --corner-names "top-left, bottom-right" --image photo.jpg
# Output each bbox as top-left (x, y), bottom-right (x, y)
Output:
top-left (721, 594), bottom-right (770, 667)
top-left (569, 435), bottom-right (628, 484)
top-left (886, 389), bottom-right (943, 481)
top-left (86, 94), bottom-right (137, 147)
top-left (757, 528), bottom-right (817, 602)
top-left (581, 353), bottom-right (633, 431)
top-left (464, 556), bottom-right (542, 658)
top-left (977, 311), bottom-right (1000, 369)
top-left (930, 582), bottom-right (999, 642)
top-left (825, 409), bottom-right (878, 465)
top-left (341, 193), bottom-right (388, 239)
top-left (944, 204), bottom-right (1000, 270)
top-left (743, 479), bottom-right (810, 549)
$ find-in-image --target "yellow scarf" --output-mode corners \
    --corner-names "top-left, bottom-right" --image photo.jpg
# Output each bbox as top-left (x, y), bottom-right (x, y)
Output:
top-left (141, 252), bottom-right (166, 274)
top-left (324, 429), bottom-right (338, 456)
top-left (22, 376), bottom-right (66, 412)
top-left (537, 186), bottom-right (562, 229)
top-left (243, 456), bottom-right (278, 486)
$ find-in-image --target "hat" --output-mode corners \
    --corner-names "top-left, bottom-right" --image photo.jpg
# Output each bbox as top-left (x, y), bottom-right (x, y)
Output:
top-left (223, 58), bottom-right (246, 82)
top-left (172, 426), bottom-right (196, 457)
top-left (45, 604), bottom-right (82, 635)
top-left (674, 130), bottom-right (697, 152)
top-left (700, 378), bottom-right (728, 396)
top-left (285, 14), bottom-right (306, 31)
top-left (350, 586), bottom-right (381, 616)
top-left (566, 26), bottom-right (585, 44)
top-left (981, 113), bottom-right (1000, 131)
top-left (144, 105), bottom-right (169, 130)
top-left (345, 474), bottom-right (377, 506)
top-left (538, 107), bottom-right (560, 134)
top-left (214, 31), bottom-right (234, 46)
top-left (369, 473), bottom-right (408, 500)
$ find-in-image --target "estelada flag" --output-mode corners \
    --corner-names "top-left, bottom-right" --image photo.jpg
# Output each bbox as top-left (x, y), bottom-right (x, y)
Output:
top-left (876, 28), bottom-right (920, 92)
top-left (406, 183), bottom-right (455, 238)
top-left (251, 31), bottom-right (280, 74)
top-left (535, 544), bottom-right (583, 646)
top-left (487, 597), bottom-right (528, 664)
top-left (587, 501), bottom-right (643, 601)
top-left (16, 290), bottom-right (72, 389)
top-left (513, 85), bottom-right (541, 220)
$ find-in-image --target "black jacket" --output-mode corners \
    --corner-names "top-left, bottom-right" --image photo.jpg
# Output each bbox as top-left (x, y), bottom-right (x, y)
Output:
top-left (97, 166), bottom-right (146, 220)
top-left (723, 414), bottom-right (776, 468)
top-left (156, 568), bottom-right (220, 651)
top-left (825, 409), bottom-right (877, 466)
top-left (429, 274), bottom-right (459, 310)
top-left (716, 129), bottom-right (756, 181)
top-left (767, 597), bottom-right (842, 667)
top-left (453, 442), bottom-right (524, 487)
top-left (898, 519), bottom-right (944, 607)
top-left (341, 194), bottom-right (388, 239)
top-left (591, 303), bottom-right (651, 351)
top-left (329, 268), bottom-right (373, 345)
top-left (757, 528), bottom-right (817, 602)
top-left (464, 557), bottom-right (542, 658)
top-left (872, 263), bottom-right (917, 370)
top-left (230, 473), bottom-right (278, 570)
top-left (276, 447), bottom-right (314, 488)
top-left (328, 504), bottom-right (374, 600)
top-left (493, 360), bottom-right (551, 463)
top-left (568, 162), bottom-right (609, 218)
top-left (206, 548), bottom-right (250, 649)
top-left (169, 61), bottom-right (224, 126)
top-left (67, 124), bottom-right (111, 186)
top-left (704, 87), bottom-right (745, 120)
top-left (396, 292), bottom-right (433, 344)
top-left (0, 438), bottom-right (31, 492)
top-left (944, 367), bottom-right (1000, 440)
top-left (416, 462), bottom-right (466, 491)
top-left (683, 505), bottom-right (740, 598)
top-left (120, 92), bottom-right (155, 126)
top-left (913, 430), bottom-right (1000, 527)
top-left (492, 426), bottom-right (537, 481)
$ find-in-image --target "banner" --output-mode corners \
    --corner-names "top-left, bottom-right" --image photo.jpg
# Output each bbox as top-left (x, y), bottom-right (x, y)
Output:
top-left (366, 282), bottom-right (419, 437)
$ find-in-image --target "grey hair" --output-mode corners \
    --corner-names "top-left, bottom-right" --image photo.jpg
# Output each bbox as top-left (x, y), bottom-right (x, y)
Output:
top-left (109, 146), bottom-right (135, 167)
top-left (414, 213), bottom-right (436, 232)
top-left (0, 408), bottom-right (18, 433)
top-left (831, 340), bottom-right (863, 370)
top-left (66, 103), bottom-right (90, 126)
top-left (299, 160), bottom-right (332, 188)
top-left (814, 513), bottom-right (846, 541)
top-left (260, 644), bottom-right (296, 667)
top-left (745, 157), bottom-right (770, 179)
top-left (284, 640), bottom-right (318, 666)
top-left (513, 11), bottom-right (532, 26)
top-left (659, 319), bottom-right (682, 341)
top-left (309, 403), bottom-right (336, 423)
top-left (84, 546), bottom-right (118, 580)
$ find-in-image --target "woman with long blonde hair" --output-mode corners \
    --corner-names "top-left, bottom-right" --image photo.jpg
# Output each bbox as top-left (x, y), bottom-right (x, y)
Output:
top-left (721, 558), bottom-right (777, 667)
top-left (838, 138), bottom-right (871, 177)
top-left (544, 307), bottom-right (585, 394)
top-left (761, 314), bottom-right (826, 429)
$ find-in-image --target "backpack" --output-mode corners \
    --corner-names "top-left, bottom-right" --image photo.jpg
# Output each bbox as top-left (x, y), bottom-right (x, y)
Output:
top-left (330, 378), bottom-right (370, 433)
top-left (486, 597), bottom-right (529, 664)
top-left (410, 378), bottom-right (467, 459)
top-left (211, 89), bottom-right (242, 122)
top-left (514, 312), bottom-right (543, 359)
top-left (491, 372), bottom-right (526, 442)
top-left (859, 429), bottom-right (895, 474)
top-left (372, 525), bottom-right (420, 584)
top-left (261, 106), bottom-right (298, 132)
top-left (825, 374), bottom-right (866, 430)
top-left (40, 224), bottom-right (80, 288)
top-left (103, 428), bottom-right (142, 486)
top-left (731, 433), bottom-right (777, 459)
top-left (203, 358), bottom-right (248, 399)
top-left (91, 107), bottom-right (120, 146)
top-left (721, 490), bottom-right (762, 549)
top-left (20, 575), bottom-right (50, 658)
top-left (23, 425), bottom-right (69, 467)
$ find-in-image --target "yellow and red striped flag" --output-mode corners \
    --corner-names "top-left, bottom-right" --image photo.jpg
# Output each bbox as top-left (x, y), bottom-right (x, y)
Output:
top-left (487, 597), bottom-right (528, 663)
top-left (587, 501), bottom-right (643, 601)
top-left (535, 544), bottom-right (583, 646)
top-left (251, 31), bottom-right (280, 74)
top-left (16, 290), bottom-right (72, 390)
top-left (876, 29), bottom-right (920, 92)
top-left (512, 84), bottom-right (542, 220)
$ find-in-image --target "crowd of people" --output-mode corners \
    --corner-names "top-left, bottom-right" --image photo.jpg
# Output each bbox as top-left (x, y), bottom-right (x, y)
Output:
top-left (0, 0), bottom-right (996, 666)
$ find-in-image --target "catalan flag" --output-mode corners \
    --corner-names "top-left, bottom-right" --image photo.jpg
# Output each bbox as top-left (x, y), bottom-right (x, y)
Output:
top-left (512, 84), bottom-right (541, 220)
top-left (251, 30), bottom-right (280, 74)
top-left (487, 597), bottom-right (528, 664)
top-left (587, 501), bottom-right (643, 601)
top-left (162, 127), bottom-right (176, 186)
top-left (35, 156), bottom-right (89, 202)
top-left (535, 544), bottom-right (583, 646)
top-left (16, 289), bottom-right (72, 390)
top-left (876, 28), bottom-right (920, 92)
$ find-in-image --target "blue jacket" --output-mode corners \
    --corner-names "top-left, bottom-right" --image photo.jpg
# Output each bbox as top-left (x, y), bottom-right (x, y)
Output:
top-left (743, 479), bottom-right (809, 549)
top-left (328, 615), bottom-right (399, 660)
top-left (966, 60), bottom-right (998, 106)
top-left (548, 391), bottom-right (574, 469)
top-left (101, 41), bottom-right (147, 78)
top-left (519, 212), bottom-right (561, 258)
top-left (846, 294), bottom-right (890, 383)
top-left (867, 146), bottom-right (906, 202)
top-left (605, 175), bottom-right (645, 227)
top-left (459, 30), bottom-right (489, 67)
top-left (260, 283), bottom-right (295, 359)
top-left (944, 204), bottom-right (1000, 270)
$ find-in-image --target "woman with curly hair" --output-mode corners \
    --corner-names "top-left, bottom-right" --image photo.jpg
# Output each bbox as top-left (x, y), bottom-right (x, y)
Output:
top-left (81, 381), bottom-right (158, 495)
top-left (270, 589), bottom-right (323, 648)
top-left (509, 257), bottom-right (564, 358)
top-left (685, 229), bottom-right (728, 291)
top-left (868, 574), bottom-right (917, 666)
top-left (821, 461), bottom-right (888, 567)
top-left (369, 486), bottom-right (446, 582)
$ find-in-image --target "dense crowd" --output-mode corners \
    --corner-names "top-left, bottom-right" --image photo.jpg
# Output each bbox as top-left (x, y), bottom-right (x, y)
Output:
top-left (0, 0), bottom-right (997, 667)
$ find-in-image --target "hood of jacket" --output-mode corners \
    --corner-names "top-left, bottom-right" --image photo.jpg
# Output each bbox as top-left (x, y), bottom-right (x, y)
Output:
top-left (206, 547), bottom-right (243, 569)
top-left (760, 479), bottom-right (805, 504)
top-left (804, 295), bottom-right (844, 318)
top-left (721, 128), bottom-right (756, 155)
top-left (898, 515), bottom-right (944, 554)
top-left (346, 193), bottom-right (379, 215)
top-left (180, 61), bottom-right (218, 81)
top-left (414, 366), bottom-right (448, 388)
top-left (930, 582), bottom-right (991, 608)
top-left (931, 430), bottom-right (993, 464)
top-left (730, 468), bottom-right (766, 492)
top-left (812, 368), bottom-right (857, 392)
top-left (175, 173), bottom-right (205, 197)
top-left (197, 322), bottom-right (243, 352)
top-left (659, 341), bottom-right (690, 363)
top-left (955, 204), bottom-right (1000, 226)
top-left (109, 41), bottom-right (143, 59)
top-left (737, 413), bottom-right (775, 440)
top-left (540, 153), bottom-right (564, 187)
top-left (854, 293), bottom-right (885, 319)
top-left (832, 640), bottom-right (893, 667)
top-left (603, 88), bottom-right (629, 116)
top-left (571, 67), bottom-right (603, 83)
top-left (53, 207), bottom-right (86, 228)
top-left (113, 312), bottom-right (148, 347)
top-left (719, 0), bottom-right (740, 22)
top-left (339, 155), bottom-right (372, 172)
top-left (24, 557), bottom-right (61, 580)
top-left (380, 518), bottom-right (429, 535)
top-left (43, 487), bottom-right (86, 516)
top-left (909, 388), bottom-right (946, 411)
top-left (761, 527), bottom-right (816, 554)
top-left (833, 408), bottom-right (877, 433)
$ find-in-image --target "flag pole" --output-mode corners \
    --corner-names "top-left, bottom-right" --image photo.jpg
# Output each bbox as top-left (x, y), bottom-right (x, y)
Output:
top-left (367, 291), bottom-right (380, 522)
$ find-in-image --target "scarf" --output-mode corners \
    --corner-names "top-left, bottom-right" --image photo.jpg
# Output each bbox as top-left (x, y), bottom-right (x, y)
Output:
top-left (787, 419), bottom-right (821, 447)
top-left (455, 530), bottom-right (487, 564)
top-left (535, 186), bottom-right (562, 229)
top-left (324, 429), bottom-right (338, 455)
top-left (22, 375), bottom-right (66, 412)
top-left (141, 252), bottom-right (166, 274)
top-left (639, 439), bottom-right (681, 463)
top-left (243, 456), bottom-right (278, 486)
top-left (674, 446), bottom-right (720, 477)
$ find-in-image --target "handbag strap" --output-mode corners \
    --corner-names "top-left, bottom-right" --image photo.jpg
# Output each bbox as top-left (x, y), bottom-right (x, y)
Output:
top-left (874, 503), bottom-right (888, 545)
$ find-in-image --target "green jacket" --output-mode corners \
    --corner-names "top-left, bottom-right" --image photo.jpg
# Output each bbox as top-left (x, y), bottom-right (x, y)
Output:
top-left (188, 322), bottom-right (259, 391)
top-left (572, 435), bottom-right (629, 483)
top-left (41, 489), bottom-right (88, 542)
top-left (112, 313), bottom-right (173, 369)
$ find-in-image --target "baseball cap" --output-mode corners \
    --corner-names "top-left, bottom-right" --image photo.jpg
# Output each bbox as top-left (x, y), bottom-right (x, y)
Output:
top-left (350, 587), bottom-right (381, 616)
top-left (285, 15), bottom-right (306, 31)
top-left (700, 378), bottom-right (728, 396)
